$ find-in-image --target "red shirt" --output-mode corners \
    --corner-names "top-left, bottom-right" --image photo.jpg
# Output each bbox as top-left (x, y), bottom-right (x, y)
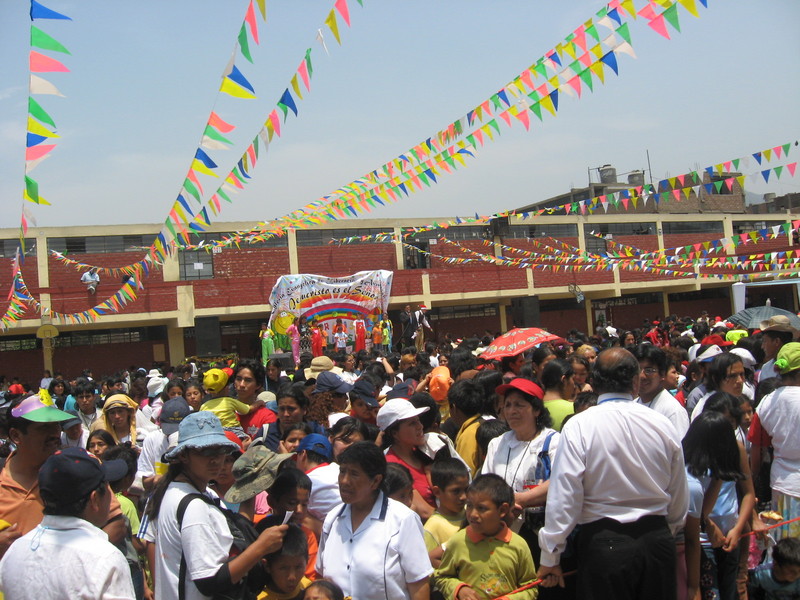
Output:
top-left (239, 405), bottom-right (277, 439)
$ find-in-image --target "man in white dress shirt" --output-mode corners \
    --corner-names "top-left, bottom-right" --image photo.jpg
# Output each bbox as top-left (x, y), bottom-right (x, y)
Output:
top-left (633, 343), bottom-right (690, 438)
top-left (0, 447), bottom-right (135, 599)
top-left (537, 347), bottom-right (689, 600)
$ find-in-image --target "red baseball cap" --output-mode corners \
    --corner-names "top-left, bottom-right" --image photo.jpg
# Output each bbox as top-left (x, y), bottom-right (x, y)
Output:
top-left (495, 378), bottom-right (544, 400)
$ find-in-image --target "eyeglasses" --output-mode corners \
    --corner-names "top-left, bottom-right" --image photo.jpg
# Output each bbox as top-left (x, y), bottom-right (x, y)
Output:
top-left (641, 368), bottom-right (660, 376)
top-left (193, 446), bottom-right (231, 457)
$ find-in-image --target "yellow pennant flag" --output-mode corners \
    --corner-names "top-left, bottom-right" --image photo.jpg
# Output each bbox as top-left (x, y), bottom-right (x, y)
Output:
top-left (220, 78), bottom-right (257, 99)
top-left (191, 160), bottom-right (219, 178)
top-left (620, 0), bottom-right (637, 17)
top-left (677, 0), bottom-right (700, 17)
top-left (540, 95), bottom-right (556, 117)
top-left (291, 74), bottom-right (303, 100)
top-left (27, 117), bottom-right (59, 138)
top-left (590, 62), bottom-right (605, 83)
top-left (325, 10), bottom-right (341, 44)
top-left (24, 189), bottom-right (50, 205)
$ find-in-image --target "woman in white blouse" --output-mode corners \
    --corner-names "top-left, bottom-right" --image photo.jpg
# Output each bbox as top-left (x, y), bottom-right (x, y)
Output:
top-left (481, 377), bottom-right (560, 552)
top-left (316, 441), bottom-right (432, 600)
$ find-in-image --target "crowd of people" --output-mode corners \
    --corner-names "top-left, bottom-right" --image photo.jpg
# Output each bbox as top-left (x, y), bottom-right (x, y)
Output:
top-left (0, 309), bottom-right (798, 600)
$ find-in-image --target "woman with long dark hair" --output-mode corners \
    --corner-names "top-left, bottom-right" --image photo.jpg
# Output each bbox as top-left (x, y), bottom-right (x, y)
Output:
top-left (316, 441), bottom-right (431, 600)
top-left (682, 408), bottom-right (746, 600)
top-left (690, 353), bottom-right (746, 420)
top-left (540, 359), bottom-right (575, 431)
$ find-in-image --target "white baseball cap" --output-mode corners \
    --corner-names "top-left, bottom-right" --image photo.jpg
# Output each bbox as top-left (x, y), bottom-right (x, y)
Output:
top-left (376, 398), bottom-right (429, 431)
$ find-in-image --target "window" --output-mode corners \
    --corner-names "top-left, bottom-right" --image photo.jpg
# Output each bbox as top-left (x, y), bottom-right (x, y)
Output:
top-left (297, 228), bottom-right (392, 246)
top-left (661, 221), bottom-right (724, 235)
top-left (0, 240), bottom-right (36, 258)
top-left (524, 224), bottom-right (579, 239)
top-left (48, 235), bottom-right (151, 254)
top-left (404, 242), bottom-right (428, 269)
top-left (430, 304), bottom-right (497, 321)
top-left (732, 220), bottom-right (786, 235)
top-left (179, 249), bottom-right (214, 280)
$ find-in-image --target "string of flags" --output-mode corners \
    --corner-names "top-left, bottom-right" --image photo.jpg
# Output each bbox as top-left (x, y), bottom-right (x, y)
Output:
top-left (150, 0), bottom-right (362, 261)
top-left (20, 0), bottom-right (72, 248)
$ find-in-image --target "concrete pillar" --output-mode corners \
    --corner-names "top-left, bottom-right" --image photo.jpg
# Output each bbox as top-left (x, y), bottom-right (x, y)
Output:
top-left (662, 291), bottom-right (670, 318)
top-left (167, 325), bottom-right (186, 366)
top-left (584, 299), bottom-right (594, 333)
top-left (287, 229), bottom-right (299, 274)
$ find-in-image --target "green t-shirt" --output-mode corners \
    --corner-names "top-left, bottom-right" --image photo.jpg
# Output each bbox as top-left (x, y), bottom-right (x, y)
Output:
top-left (423, 510), bottom-right (464, 551)
top-left (544, 398), bottom-right (574, 432)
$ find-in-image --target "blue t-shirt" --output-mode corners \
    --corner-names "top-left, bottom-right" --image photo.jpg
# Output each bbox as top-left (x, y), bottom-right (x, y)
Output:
top-left (749, 563), bottom-right (800, 599)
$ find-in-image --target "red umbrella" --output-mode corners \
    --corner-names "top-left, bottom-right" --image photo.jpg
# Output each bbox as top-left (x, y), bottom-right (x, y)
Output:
top-left (480, 327), bottom-right (560, 359)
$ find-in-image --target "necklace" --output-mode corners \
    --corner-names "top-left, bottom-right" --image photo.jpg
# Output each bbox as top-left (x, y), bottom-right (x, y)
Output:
top-left (503, 433), bottom-right (536, 490)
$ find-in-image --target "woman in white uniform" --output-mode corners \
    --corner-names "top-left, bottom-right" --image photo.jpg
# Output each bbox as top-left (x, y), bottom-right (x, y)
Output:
top-left (316, 441), bottom-right (432, 600)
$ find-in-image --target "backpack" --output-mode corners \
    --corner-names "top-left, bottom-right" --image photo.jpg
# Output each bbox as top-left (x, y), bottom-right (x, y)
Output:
top-left (176, 493), bottom-right (267, 600)
top-left (535, 431), bottom-right (557, 482)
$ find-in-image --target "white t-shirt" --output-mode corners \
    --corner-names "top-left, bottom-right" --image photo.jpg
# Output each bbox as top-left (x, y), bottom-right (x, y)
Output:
top-left (317, 492), bottom-right (432, 600)
top-left (638, 388), bottom-right (690, 439)
top-left (138, 429), bottom-right (169, 480)
top-left (756, 386), bottom-right (800, 496)
top-left (307, 463), bottom-right (342, 521)
top-left (153, 482), bottom-right (233, 600)
top-left (481, 427), bottom-right (561, 493)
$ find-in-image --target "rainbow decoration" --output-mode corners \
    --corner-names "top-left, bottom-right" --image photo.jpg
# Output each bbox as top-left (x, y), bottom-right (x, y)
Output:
top-left (268, 270), bottom-right (392, 336)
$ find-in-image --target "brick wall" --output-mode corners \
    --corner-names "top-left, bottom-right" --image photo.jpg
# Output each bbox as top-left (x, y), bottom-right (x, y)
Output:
top-left (297, 244), bottom-right (397, 274)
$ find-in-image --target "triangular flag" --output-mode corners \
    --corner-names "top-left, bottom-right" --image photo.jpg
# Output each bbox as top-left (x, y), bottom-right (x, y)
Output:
top-left (29, 74), bottom-right (64, 96)
top-left (30, 26), bottom-right (70, 54)
top-left (662, 4), bottom-right (681, 32)
top-left (28, 97), bottom-right (56, 127)
top-left (25, 144), bottom-right (56, 161)
top-left (278, 89), bottom-right (298, 118)
top-left (220, 78), bottom-right (256, 99)
top-left (600, 51), bottom-right (619, 75)
top-left (238, 24), bottom-right (253, 63)
top-left (324, 10), bottom-right (341, 45)
top-left (202, 125), bottom-right (232, 146)
top-left (30, 0), bottom-right (71, 20)
top-left (30, 51), bottom-right (69, 73)
top-left (27, 117), bottom-right (58, 138)
top-left (334, 0), bottom-right (351, 26)
top-left (226, 65), bottom-right (255, 93)
top-left (245, 0), bottom-right (260, 44)
top-left (647, 14), bottom-right (671, 39)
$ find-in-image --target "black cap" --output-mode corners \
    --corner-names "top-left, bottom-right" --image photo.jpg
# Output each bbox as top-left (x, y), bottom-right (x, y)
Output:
top-left (351, 378), bottom-right (379, 408)
top-left (385, 379), bottom-right (418, 400)
top-left (39, 447), bottom-right (128, 504)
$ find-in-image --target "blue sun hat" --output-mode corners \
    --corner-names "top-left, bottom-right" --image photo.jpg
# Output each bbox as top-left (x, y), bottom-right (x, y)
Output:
top-left (164, 411), bottom-right (238, 461)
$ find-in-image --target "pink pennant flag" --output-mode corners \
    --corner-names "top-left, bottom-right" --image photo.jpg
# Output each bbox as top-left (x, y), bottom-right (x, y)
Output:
top-left (245, 0), bottom-right (260, 44)
top-left (247, 144), bottom-right (257, 166)
top-left (520, 69), bottom-right (533, 90)
top-left (773, 145), bottom-right (783, 159)
top-left (335, 0), bottom-right (351, 26)
top-left (638, 4), bottom-right (657, 20)
top-left (187, 170), bottom-right (204, 195)
top-left (297, 59), bottom-right (311, 91)
top-left (788, 162), bottom-right (797, 177)
top-left (498, 110), bottom-right (512, 127)
top-left (209, 111), bottom-right (235, 133)
top-left (647, 14), bottom-right (671, 39)
top-left (513, 109), bottom-right (530, 131)
top-left (25, 144), bottom-right (56, 161)
top-left (268, 110), bottom-right (282, 137)
top-left (567, 75), bottom-right (582, 97)
top-left (30, 51), bottom-right (69, 72)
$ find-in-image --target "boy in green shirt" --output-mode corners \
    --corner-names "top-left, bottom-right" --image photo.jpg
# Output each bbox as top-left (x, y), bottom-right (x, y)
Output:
top-left (434, 473), bottom-right (537, 600)
top-left (424, 458), bottom-right (469, 568)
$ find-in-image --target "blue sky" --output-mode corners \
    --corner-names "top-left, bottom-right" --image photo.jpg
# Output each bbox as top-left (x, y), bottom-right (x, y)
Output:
top-left (1, 1), bottom-right (798, 231)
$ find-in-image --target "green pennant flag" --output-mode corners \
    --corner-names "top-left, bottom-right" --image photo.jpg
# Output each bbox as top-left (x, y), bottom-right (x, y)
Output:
top-left (783, 143), bottom-right (791, 157)
top-left (28, 97), bottom-right (55, 127)
top-left (585, 23), bottom-right (599, 42)
top-left (616, 22), bottom-right (631, 44)
top-left (578, 69), bottom-right (594, 92)
top-left (662, 4), bottom-right (681, 32)
top-left (217, 188), bottom-right (232, 203)
top-left (595, 6), bottom-right (608, 17)
top-left (490, 94), bottom-right (502, 111)
top-left (183, 180), bottom-right (201, 201)
top-left (238, 24), bottom-right (253, 63)
top-left (418, 172), bottom-right (430, 187)
top-left (466, 133), bottom-right (476, 148)
top-left (203, 125), bottom-right (232, 145)
top-left (25, 175), bottom-right (39, 203)
top-left (774, 166), bottom-right (784, 179)
top-left (713, 180), bottom-right (724, 193)
top-left (30, 26), bottom-right (71, 54)
top-left (251, 135), bottom-right (259, 158)
top-left (534, 61), bottom-right (548, 78)
top-left (732, 158), bottom-right (740, 170)
top-left (305, 49), bottom-right (313, 77)
top-left (488, 119), bottom-right (501, 135)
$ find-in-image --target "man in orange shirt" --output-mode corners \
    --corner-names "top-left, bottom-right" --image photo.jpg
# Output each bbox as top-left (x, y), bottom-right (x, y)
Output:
top-left (0, 396), bottom-right (125, 557)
